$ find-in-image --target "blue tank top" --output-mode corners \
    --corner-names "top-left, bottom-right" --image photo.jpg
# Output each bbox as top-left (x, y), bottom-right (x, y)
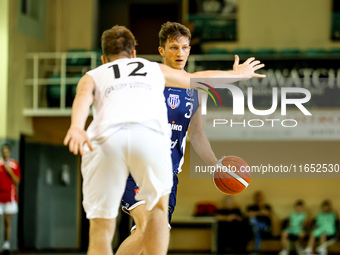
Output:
top-left (164, 87), bottom-right (199, 174)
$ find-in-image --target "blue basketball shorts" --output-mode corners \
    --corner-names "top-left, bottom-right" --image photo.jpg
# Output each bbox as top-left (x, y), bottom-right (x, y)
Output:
top-left (121, 173), bottom-right (179, 229)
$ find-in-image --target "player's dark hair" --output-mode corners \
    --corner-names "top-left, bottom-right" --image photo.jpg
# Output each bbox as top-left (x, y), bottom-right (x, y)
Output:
top-left (159, 21), bottom-right (191, 48)
top-left (1, 143), bottom-right (11, 151)
top-left (254, 190), bottom-right (263, 198)
top-left (101, 25), bottom-right (137, 61)
top-left (322, 200), bottom-right (331, 207)
top-left (295, 200), bottom-right (304, 206)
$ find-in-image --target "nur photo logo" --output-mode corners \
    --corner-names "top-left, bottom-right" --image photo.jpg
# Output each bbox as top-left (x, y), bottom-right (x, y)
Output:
top-left (193, 79), bottom-right (312, 128)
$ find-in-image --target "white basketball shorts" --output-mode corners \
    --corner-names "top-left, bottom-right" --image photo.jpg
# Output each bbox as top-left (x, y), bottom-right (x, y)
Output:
top-left (0, 201), bottom-right (18, 215)
top-left (81, 124), bottom-right (173, 219)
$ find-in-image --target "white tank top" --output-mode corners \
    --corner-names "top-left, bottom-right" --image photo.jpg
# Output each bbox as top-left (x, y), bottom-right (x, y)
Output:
top-left (86, 57), bottom-right (169, 141)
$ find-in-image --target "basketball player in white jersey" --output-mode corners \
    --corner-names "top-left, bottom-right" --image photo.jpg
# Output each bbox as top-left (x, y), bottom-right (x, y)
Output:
top-left (63, 25), bottom-right (265, 255)
top-left (116, 22), bottom-right (221, 255)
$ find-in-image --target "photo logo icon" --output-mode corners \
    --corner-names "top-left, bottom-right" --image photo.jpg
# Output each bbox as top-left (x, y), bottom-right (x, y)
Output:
top-left (196, 82), bottom-right (223, 106)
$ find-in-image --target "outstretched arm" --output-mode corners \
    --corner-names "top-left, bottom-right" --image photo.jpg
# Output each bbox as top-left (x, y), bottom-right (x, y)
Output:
top-left (159, 55), bottom-right (265, 89)
top-left (189, 103), bottom-right (219, 166)
top-left (63, 74), bottom-right (94, 155)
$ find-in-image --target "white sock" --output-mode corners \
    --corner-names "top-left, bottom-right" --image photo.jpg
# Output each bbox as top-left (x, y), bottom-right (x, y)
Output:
top-left (317, 246), bottom-right (326, 252)
top-left (304, 246), bottom-right (312, 253)
top-left (280, 249), bottom-right (288, 255)
top-left (2, 241), bottom-right (10, 250)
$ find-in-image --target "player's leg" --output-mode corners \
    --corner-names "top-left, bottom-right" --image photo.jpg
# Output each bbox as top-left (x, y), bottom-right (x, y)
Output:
top-left (295, 231), bottom-right (306, 254)
top-left (141, 175), bottom-right (177, 255)
top-left (116, 174), bottom-right (148, 255)
top-left (279, 231), bottom-right (289, 255)
top-left (117, 174), bottom-right (177, 255)
top-left (116, 204), bottom-right (148, 255)
top-left (316, 234), bottom-right (328, 255)
top-left (4, 214), bottom-right (11, 244)
top-left (127, 125), bottom-right (173, 255)
top-left (319, 233), bottom-right (327, 244)
top-left (88, 218), bottom-right (116, 255)
top-left (304, 233), bottom-right (316, 254)
top-left (317, 234), bottom-right (336, 253)
top-left (143, 194), bottom-right (170, 255)
top-left (82, 129), bottom-right (129, 255)
top-left (249, 217), bottom-right (265, 252)
top-left (168, 174), bottom-right (178, 223)
top-left (2, 201), bottom-right (18, 252)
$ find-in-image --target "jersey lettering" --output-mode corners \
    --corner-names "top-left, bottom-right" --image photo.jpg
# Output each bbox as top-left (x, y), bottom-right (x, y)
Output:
top-left (184, 102), bottom-right (193, 119)
top-left (169, 123), bottom-right (183, 131)
top-left (171, 139), bottom-right (178, 149)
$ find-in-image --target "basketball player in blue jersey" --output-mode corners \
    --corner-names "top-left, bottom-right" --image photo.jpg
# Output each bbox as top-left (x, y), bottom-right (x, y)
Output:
top-left (116, 22), bottom-right (261, 255)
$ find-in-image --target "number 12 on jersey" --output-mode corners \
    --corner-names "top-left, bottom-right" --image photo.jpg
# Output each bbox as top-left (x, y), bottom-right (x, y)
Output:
top-left (109, 61), bottom-right (147, 79)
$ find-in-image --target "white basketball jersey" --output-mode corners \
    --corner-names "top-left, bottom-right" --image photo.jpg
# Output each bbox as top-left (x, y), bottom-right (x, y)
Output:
top-left (86, 57), bottom-right (169, 141)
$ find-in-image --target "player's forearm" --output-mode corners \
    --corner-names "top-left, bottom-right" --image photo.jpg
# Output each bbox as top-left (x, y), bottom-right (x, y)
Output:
top-left (190, 132), bottom-right (218, 166)
top-left (70, 93), bottom-right (92, 130)
top-left (191, 70), bottom-right (247, 83)
top-left (11, 174), bottom-right (20, 186)
top-left (5, 166), bottom-right (20, 186)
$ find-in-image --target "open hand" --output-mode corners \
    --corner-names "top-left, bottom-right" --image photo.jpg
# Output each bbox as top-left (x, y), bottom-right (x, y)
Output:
top-left (233, 55), bottom-right (266, 79)
top-left (63, 126), bottom-right (93, 155)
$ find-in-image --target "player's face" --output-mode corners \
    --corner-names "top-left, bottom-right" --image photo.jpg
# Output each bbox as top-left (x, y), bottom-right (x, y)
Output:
top-left (296, 205), bottom-right (304, 213)
top-left (159, 36), bottom-right (191, 70)
top-left (1, 147), bottom-right (10, 161)
top-left (322, 204), bottom-right (330, 212)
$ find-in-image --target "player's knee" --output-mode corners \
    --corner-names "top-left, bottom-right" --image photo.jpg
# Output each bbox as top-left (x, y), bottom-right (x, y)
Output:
top-left (130, 205), bottom-right (148, 231)
top-left (90, 218), bottom-right (116, 237)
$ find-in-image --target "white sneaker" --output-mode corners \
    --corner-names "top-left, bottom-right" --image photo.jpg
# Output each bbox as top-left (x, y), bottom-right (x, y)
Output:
top-left (316, 246), bottom-right (327, 255)
top-left (296, 243), bottom-right (304, 255)
top-left (304, 247), bottom-right (312, 255)
top-left (320, 238), bottom-right (336, 248)
top-left (279, 249), bottom-right (288, 255)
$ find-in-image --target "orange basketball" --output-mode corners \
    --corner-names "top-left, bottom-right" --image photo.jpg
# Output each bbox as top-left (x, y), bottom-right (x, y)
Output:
top-left (213, 156), bottom-right (251, 194)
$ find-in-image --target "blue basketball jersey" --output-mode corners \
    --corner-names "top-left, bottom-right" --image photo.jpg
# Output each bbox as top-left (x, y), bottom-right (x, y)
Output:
top-left (164, 87), bottom-right (199, 174)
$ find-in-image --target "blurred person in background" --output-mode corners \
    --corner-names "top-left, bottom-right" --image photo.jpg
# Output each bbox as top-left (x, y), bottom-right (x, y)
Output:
top-left (216, 195), bottom-right (251, 254)
top-left (279, 200), bottom-right (308, 255)
top-left (304, 200), bottom-right (338, 255)
top-left (247, 191), bottom-right (273, 255)
top-left (0, 144), bottom-right (21, 255)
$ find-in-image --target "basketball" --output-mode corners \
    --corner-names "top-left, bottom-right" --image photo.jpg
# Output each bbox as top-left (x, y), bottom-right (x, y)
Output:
top-left (213, 156), bottom-right (251, 195)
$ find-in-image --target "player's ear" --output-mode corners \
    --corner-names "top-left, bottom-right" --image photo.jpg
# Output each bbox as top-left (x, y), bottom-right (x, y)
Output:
top-left (101, 55), bottom-right (108, 64)
top-left (132, 50), bottom-right (136, 58)
top-left (158, 46), bottom-right (165, 57)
